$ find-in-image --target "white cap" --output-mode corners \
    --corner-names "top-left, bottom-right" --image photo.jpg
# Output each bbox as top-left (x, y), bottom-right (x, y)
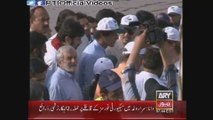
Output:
top-left (120, 15), bottom-right (139, 26)
top-left (122, 41), bottom-right (146, 55)
top-left (93, 57), bottom-right (114, 75)
top-left (167, 6), bottom-right (182, 15)
top-left (163, 26), bottom-right (180, 41)
top-left (96, 17), bottom-right (119, 31)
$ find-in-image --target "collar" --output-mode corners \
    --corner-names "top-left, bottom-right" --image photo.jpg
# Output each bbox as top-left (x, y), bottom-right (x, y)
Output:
top-left (139, 71), bottom-right (160, 80)
top-left (94, 40), bottom-right (105, 51)
top-left (139, 71), bottom-right (166, 86)
top-left (57, 67), bottom-right (75, 80)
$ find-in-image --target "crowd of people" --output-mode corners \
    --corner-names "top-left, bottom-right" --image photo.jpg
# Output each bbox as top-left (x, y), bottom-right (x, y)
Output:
top-left (30, 5), bottom-right (182, 101)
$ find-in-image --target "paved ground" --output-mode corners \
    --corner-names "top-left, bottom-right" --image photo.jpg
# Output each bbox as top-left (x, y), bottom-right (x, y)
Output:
top-left (33, 0), bottom-right (182, 36)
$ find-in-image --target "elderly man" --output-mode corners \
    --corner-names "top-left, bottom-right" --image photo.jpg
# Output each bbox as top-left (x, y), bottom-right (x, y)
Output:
top-left (44, 18), bottom-right (84, 89)
top-left (49, 45), bottom-right (83, 100)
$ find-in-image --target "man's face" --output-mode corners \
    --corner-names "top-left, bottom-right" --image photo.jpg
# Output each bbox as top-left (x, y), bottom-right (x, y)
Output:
top-left (79, 18), bottom-right (90, 35)
top-left (71, 37), bottom-right (82, 49)
top-left (89, 22), bottom-right (97, 35)
top-left (64, 36), bottom-right (82, 49)
top-left (33, 44), bottom-right (46, 60)
top-left (158, 40), bottom-right (177, 52)
top-left (59, 50), bottom-right (77, 73)
top-left (168, 13), bottom-right (181, 26)
top-left (104, 32), bottom-right (118, 47)
top-left (119, 28), bottom-right (136, 45)
top-left (31, 8), bottom-right (50, 35)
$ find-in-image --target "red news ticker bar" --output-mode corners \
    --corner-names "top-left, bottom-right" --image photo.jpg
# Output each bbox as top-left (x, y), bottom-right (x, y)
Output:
top-left (29, 101), bottom-right (186, 119)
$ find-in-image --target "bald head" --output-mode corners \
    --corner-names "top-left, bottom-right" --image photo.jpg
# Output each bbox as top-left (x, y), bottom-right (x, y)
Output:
top-left (30, 6), bottom-right (50, 38)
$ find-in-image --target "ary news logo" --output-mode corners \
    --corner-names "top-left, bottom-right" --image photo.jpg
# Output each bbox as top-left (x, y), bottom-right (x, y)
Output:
top-left (27, 0), bottom-right (45, 6)
top-left (156, 90), bottom-right (173, 113)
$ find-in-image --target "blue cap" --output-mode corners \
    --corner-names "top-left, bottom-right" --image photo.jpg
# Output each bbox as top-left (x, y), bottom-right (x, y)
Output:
top-left (99, 69), bottom-right (121, 92)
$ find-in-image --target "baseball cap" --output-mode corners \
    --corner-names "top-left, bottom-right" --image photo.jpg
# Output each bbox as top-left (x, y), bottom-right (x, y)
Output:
top-left (122, 41), bottom-right (146, 55)
top-left (99, 69), bottom-right (122, 92)
top-left (96, 17), bottom-right (120, 31)
top-left (120, 15), bottom-right (140, 27)
top-left (163, 26), bottom-right (180, 41)
top-left (93, 57), bottom-right (114, 75)
top-left (167, 6), bottom-right (182, 15)
top-left (119, 15), bottom-right (140, 34)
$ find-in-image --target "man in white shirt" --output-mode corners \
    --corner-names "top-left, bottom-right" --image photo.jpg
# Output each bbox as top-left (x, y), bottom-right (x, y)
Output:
top-left (44, 9), bottom-right (75, 66)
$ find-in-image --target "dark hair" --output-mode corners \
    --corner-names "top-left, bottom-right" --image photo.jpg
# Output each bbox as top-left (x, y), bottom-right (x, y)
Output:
top-left (100, 88), bottom-right (123, 100)
top-left (156, 13), bottom-right (171, 29)
top-left (105, 55), bottom-right (118, 67)
top-left (96, 9), bottom-right (116, 22)
top-left (75, 12), bottom-right (88, 20)
top-left (87, 16), bottom-right (97, 23)
top-left (143, 48), bottom-right (163, 69)
top-left (30, 58), bottom-right (48, 75)
top-left (30, 80), bottom-right (44, 100)
top-left (57, 18), bottom-right (84, 41)
top-left (100, 88), bottom-right (108, 99)
top-left (55, 9), bottom-right (75, 32)
top-left (30, 31), bottom-right (47, 52)
top-left (93, 31), bottom-right (115, 40)
top-left (30, 6), bottom-right (46, 23)
top-left (118, 54), bottom-right (129, 63)
top-left (136, 10), bottom-right (156, 25)
top-left (115, 12), bottom-right (125, 25)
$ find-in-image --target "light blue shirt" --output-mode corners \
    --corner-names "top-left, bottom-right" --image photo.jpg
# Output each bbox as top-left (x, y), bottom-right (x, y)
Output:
top-left (77, 40), bottom-right (106, 100)
top-left (49, 67), bottom-right (83, 100)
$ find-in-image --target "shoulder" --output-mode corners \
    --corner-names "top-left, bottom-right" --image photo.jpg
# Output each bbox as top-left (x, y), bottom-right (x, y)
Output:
top-left (145, 78), bottom-right (168, 92)
top-left (83, 41), bottom-right (95, 53)
top-left (50, 68), bottom-right (64, 81)
top-left (79, 52), bottom-right (96, 65)
top-left (144, 78), bottom-right (168, 100)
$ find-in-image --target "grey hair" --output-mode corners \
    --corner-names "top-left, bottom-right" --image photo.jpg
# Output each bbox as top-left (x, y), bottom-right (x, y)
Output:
top-left (56, 45), bottom-right (75, 63)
